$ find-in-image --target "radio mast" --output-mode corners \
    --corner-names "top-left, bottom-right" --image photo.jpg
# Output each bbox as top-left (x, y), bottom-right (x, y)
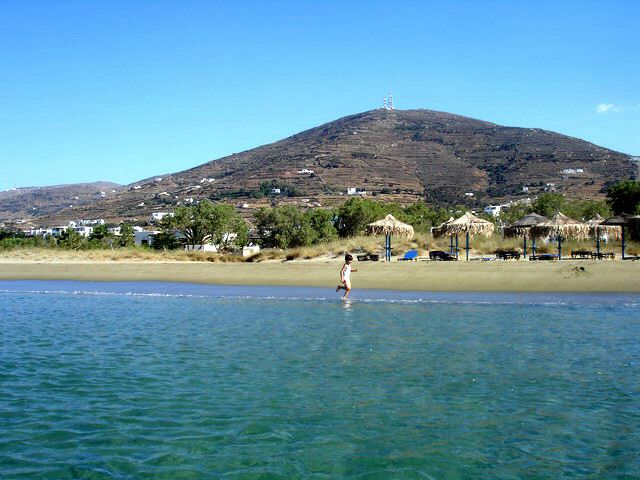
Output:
top-left (383, 93), bottom-right (394, 110)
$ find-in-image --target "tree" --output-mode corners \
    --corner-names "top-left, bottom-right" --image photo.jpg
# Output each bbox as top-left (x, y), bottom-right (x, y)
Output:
top-left (335, 198), bottom-right (388, 237)
top-left (59, 228), bottom-right (85, 250)
top-left (305, 208), bottom-right (338, 244)
top-left (498, 203), bottom-right (533, 225)
top-left (532, 192), bottom-right (566, 218)
top-left (167, 200), bottom-right (248, 251)
top-left (400, 201), bottom-right (450, 234)
top-left (607, 180), bottom-right (640, 215)
top-left (254, 205), bottom-right (315, 248)
top-left (208, 204), bottom-right (248, 251)
top-left (153, 230), bottom-right (181, 250)
top-left (169, 201), bottom-right (216, 247)
top-left (564, 199), bottom-right (612, 221)
top-left (89, 224), bottom-right (110, 241)
top-left (119, 224), bottom-right (135, 248)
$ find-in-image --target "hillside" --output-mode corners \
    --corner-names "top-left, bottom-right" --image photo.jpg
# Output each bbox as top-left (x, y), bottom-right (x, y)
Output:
top-left (0, 182), bottom-right (122, 225)
top-left (4, 109), bottom-right (637, 226)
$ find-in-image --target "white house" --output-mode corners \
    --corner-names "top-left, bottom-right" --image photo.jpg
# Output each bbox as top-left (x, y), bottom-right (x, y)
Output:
top-left (271, 188), bottom-right (281, 194)
top-left (484, 205), bottom-right (503, 217)
top-left (298, 169), bottom-right (314, 174)
top-left (184, 244), bottom-right (217, 252)
top-left (107, 226), bottom-right (121, 236)
top-left (242, 245), bottom-right (260, 257)
top-left (25, 228), bottom-right (52, 237)
top-left (51, 226), bottom-right (69, 237)
top-left (464, 192), bottom-right (474, 197)
top-left (347, 187), bottom-right (357, 195)
top-left (151, 212), bottom-right (173, 222)
top-left (74, 226), bottom-right (93, 237)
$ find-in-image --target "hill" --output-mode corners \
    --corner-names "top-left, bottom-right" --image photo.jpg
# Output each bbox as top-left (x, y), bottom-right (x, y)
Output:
top-left (4, 109), bottom-right (637, 226)
top-left (0, 182), bottom-right (122, 226)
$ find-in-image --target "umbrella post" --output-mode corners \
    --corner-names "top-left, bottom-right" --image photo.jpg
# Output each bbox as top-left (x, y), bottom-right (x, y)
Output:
top-left (532, 236), bottom-right (536, 257)
top-left (596, 225), bottom-right (600, 257)
top-left (455, 235), bottom-right (459, 260)
top-left (523, 235), bottom-right (527, 259)
top-left (466, 231), bottom-right (470, 261)
top-left (449, 235), bottom-right (454, 255)
top-left (621, 226), bottom-right (625, 260)
top-left (385, 234), bottom-right (392, 261)
top-left (557, 236), bottom-right (562, 260)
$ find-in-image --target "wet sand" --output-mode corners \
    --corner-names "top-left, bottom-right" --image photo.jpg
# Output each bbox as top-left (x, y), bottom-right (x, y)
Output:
top-left (0, 259), bottom-right (638, 292)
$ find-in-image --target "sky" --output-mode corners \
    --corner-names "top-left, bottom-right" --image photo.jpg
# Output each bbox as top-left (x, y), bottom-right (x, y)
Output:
top-left (1, 0), bottom-right (639, 191)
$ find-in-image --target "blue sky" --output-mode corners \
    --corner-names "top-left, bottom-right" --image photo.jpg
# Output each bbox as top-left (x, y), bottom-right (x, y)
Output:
top-left (1, 0), bottom-right (638, 191)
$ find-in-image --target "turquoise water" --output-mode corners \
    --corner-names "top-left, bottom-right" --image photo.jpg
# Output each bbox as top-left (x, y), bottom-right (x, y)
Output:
top-left (1, 281), bottom-right (639, 479)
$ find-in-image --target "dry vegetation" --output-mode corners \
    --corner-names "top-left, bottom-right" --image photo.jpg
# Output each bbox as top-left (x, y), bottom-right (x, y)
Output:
top-left (1, 234), bottom-right (637, 264)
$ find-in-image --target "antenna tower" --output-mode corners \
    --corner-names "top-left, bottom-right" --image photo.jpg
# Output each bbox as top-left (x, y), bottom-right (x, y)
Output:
top-left (383, 96), bottom-right (388, 110)
top-left (388, 93), bottom-right (394, 110)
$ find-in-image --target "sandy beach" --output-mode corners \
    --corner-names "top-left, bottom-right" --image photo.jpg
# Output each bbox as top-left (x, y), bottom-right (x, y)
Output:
top-left (1, 258), bottom-right (639, 292)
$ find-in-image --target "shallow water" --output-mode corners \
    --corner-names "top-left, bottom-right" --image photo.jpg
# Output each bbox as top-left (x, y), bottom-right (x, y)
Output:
top-left (1, 281), bottom-right (639, 479)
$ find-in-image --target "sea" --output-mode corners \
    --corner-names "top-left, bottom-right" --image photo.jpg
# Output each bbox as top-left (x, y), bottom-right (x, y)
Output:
top-left (1, 280), bottom-right (639, 479)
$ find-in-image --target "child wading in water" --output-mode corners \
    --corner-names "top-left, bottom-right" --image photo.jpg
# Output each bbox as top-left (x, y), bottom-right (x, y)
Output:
top-left (336, 254), bottom-right (358, 299)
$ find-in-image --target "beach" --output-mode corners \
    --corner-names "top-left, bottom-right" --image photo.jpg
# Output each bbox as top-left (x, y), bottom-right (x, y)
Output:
top-left (1, 258), bottom-right (638, 292)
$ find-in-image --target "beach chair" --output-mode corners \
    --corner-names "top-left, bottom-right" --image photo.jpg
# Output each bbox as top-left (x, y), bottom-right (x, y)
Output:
top-left (398, 249), bottom-right (418, 261)
top-left (428, 250), bottom-right (457, 261)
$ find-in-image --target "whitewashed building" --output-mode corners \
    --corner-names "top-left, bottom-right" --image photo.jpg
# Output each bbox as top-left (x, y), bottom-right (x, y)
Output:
top-left (74, 226), bottom-right (93, 237)
top-left (184, 244), bottom-right (217, 252)
top-left (150, 212), bottom-right (173, 222)
top-left (484, 205), bottom-right (503, 217)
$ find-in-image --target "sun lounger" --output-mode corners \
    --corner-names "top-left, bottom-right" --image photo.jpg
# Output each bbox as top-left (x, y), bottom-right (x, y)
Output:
top-left (428, 250), bottom-right (457, 261)
top-left (529, 253), bottom-right (559, 261)
top-left (357, 253), bottom-right (380, 262)
top-left (495, 249), bottom-right (521, 260)
top-left (398, 249), bottom-right (418, 261)
top-left (591, 252), bottom-right (615, 259)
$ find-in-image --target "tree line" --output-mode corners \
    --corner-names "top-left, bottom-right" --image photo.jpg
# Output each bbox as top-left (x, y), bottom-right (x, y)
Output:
top-left (2, 180), bottom-right (639, 251)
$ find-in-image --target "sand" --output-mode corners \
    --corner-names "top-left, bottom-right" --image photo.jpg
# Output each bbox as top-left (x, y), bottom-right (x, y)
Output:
top-left (0, 258), bottom-right (638, 292)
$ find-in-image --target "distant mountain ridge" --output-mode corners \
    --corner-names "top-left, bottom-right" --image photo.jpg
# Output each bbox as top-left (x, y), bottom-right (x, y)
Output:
top-left (0, 182), bottom-right (122, 225)
top-left (1, 109), bottom-right (636, 226)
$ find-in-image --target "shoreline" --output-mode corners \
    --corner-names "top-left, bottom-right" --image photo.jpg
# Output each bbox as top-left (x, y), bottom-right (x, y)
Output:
top-left (1, 260), bottom-right (639, 293)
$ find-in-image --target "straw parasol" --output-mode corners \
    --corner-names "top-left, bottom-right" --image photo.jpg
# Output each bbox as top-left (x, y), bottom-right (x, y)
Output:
top-left (504, 212), bottom-right (548, 258)
top-left (531, 212), bottom-right (588, 260)
top-left (365, 214), bottom-right (414, 261)
top-left (433, 212), bottom-right (494, 260)
top-left (586, 214), bottom-right (622, 256)
top-left (601, 213), bottom-right (640, 259)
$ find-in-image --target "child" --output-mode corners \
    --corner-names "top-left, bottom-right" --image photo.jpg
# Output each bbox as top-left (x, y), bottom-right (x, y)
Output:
top-left (336, 254), bottom-right (358, 299)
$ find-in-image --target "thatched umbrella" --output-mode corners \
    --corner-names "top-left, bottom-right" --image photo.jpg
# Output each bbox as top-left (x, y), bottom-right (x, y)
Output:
top-left (601, 213), bottom-right (640, 259)
top-left (434, 212), bottom-right (494, 261)
top-left (432, 217), bottom-right (456, 255)
top-left (586, 214), bottom-right (622, 256)
top-left (531, 212), bottom-right (589, 260)
top-left (504, 212), bottom-right (548, 258)
top-left (365, 214), bottom-right (414, 261)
